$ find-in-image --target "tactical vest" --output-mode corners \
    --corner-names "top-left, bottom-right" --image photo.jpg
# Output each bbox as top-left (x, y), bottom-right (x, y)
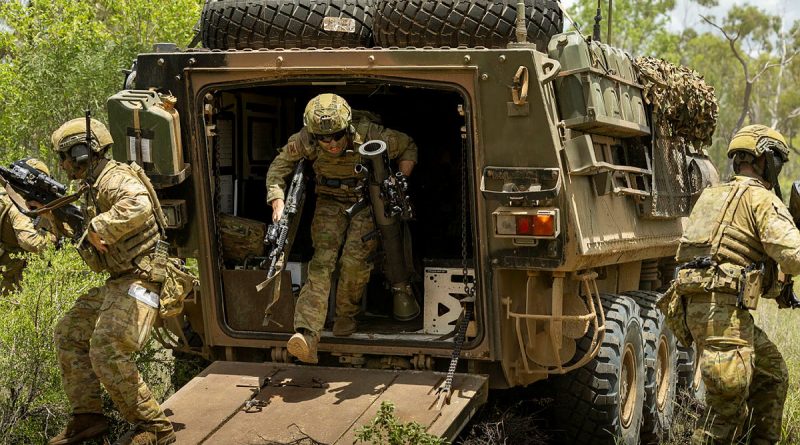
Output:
top-left (676, 179), bottom-right (767, 266)
top-left (675, 178), bottom-right (773, 299)
top-left (78, 161), bottom-right (165, 275)
top-left (312, 118), bottom-right (374, 200)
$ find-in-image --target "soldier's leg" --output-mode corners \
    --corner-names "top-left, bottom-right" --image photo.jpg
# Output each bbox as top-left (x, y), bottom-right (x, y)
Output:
top-left (53, 286), bottom-right (104, 414)
top-left (0, 257), bottom-right (25, 295)
top-left (335, 206), bottom-right (377, 319)
top-left (687, 299), bottom-right (754, 445)
top-left (294, 198), bottom-right (348, 335)
top-left (89, 277), bottom-right (171, 433)
top-left (748, 325), bottom-right (788, 445)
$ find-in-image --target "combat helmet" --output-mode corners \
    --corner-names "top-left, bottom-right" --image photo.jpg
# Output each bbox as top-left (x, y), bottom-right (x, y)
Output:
top-left (727, 125), bottom-right (789, 162)
top-left (303, 94), bottom-right (353, 135)
top-left (23, 158), bottom-right (50, 176)
top-left (51, 118), bottom-right (114, 155)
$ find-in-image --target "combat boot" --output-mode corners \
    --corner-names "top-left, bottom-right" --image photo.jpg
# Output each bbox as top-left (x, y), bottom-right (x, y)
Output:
top-left (333, 316), bottom-right (357, 337)
top-left (287, 330), bottom-right (319, 364)
top-left (113, 427), bottom-right (176, 445)
top-left (48, 413), bottom-right (109, 445)
top-left (392, 284), bottom-right (420, 321)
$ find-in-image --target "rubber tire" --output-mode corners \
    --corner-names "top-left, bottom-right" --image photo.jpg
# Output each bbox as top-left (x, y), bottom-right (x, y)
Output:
top-left (372, 0), bottom-right (563, 51)
top-left (625, 291), bottom-right (678, 444)
top-left (201, 0), bottom-right (375, 50)
top-left (555, 294), bottom-right (646, 444)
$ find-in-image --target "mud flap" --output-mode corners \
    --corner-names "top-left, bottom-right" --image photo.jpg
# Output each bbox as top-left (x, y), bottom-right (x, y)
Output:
top-left (162, 361), bottom-right (488, 443)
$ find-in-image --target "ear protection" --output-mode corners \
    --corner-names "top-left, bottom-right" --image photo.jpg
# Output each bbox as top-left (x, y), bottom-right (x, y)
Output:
top-left (69, 143), bottom-right (90, 164)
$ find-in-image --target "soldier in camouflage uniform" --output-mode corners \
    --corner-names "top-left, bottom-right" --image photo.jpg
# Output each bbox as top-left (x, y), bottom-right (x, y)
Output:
top-left (0, 158), bottom-right (56, 293)
top-left (674, 125), bottom-right (800, 445)
top-left (266, 93), bottom-right (418, 364)
top-left (48, 119), bottom-right (175, 445)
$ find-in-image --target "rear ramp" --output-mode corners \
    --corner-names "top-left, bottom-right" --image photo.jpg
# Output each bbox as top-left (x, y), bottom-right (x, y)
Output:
top-left (162, 361), bottom-right (488, 444)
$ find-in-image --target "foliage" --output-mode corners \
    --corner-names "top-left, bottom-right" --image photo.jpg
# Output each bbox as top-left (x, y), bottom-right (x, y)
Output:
top-left (0, 0), bottom-right (202, 180)
top-left (355, 401), bottom-right (446, 445)
top-left (0, 244), bottom-right (105, 443)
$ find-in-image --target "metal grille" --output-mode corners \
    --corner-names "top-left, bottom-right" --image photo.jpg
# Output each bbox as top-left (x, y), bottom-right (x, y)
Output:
top-left (645, 120), bottom-right (692, 218)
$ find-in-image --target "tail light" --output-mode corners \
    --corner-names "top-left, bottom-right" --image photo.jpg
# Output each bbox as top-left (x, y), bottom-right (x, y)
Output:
top-left (494, 208), bottom-right (559, 239)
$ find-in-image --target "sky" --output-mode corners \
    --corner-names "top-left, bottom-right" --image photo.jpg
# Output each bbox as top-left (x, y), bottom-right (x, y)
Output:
top-left (560, 0), bottom-right (800, 32)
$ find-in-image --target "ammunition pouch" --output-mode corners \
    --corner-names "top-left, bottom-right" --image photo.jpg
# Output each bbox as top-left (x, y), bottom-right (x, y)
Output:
top-left (135, 254), bottom-right (198, 318)
top-left (674, 260), bottom-right (765, 310)
top-left (656, 284), bottom-right (693, 348)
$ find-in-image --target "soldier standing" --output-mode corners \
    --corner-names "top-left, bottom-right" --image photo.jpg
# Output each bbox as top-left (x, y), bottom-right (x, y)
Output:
top-left (266, 93), bottom-right (419, 364)
top-left (47, 118), bottom-right (176, 445)
top-left (674, 125), bottom-right (800, 444)
top-left (0, 158), bottom-right (56, 293)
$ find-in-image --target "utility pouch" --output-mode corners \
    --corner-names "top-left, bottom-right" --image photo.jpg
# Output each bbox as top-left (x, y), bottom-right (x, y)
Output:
top-left (738, 264), bottom-right (764, 310)
top-left (675, 268), bottom-right (713, 294)
top-left (656, 283), bottom-right (693, 348)
top-left (135, 248), bottom-right (198, 318)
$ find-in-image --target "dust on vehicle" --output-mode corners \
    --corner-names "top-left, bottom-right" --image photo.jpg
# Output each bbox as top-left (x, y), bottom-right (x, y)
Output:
top-left (109, 1), bottom-right (718, 443)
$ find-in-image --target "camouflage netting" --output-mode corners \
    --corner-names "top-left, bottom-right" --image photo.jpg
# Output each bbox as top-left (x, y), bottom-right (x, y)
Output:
top-left (634, 56), bottom-right (719, 149)
top-left (633, 57), bottom-right (719, 219)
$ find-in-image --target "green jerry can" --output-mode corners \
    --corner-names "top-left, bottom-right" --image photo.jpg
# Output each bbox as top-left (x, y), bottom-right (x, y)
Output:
top-left (107, 90), bottom-right (189, 188)
top-left (547, 31), bottom-right (650, 138)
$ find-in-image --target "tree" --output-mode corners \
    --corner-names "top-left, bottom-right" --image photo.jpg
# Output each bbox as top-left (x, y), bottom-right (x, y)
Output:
top-left (0, 0), bottom-right (202, 171)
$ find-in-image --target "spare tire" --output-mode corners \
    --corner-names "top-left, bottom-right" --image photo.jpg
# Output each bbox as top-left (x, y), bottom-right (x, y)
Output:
top-left (373, 0), bottom-right (563, 50)
top-left (201, 0), bottom-right (375, 50)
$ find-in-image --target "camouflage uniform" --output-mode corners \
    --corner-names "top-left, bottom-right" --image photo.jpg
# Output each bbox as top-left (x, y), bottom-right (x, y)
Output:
top-left (54, 159), bottom-right (172, 435)
top-left (676, 175), bottom-right (800, 444)
top-left (0, 193), bottom-right (52, 293)
top-left (266, 115), bottom-right (418, 337)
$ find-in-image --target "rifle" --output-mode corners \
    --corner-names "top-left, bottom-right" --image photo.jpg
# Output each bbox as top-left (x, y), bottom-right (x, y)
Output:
top-left (256, 160), bottom-right (305, 293)
top-left (0, 160), bottom-right (84, 238)
top-left (779, 181), bottom-right (800, 309)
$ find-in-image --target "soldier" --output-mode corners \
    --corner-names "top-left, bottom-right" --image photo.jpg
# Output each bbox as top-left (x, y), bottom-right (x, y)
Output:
top-left (266, 93), bottom-right (419, 364)
top-left (47, 118), bottom-right (176, 445)
top-left (0, 158), bottom-right (56, 293)
top-left (673, 125), bottom-right (800, 445)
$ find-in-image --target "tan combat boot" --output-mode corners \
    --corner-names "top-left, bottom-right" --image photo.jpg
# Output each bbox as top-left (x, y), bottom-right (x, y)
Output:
top-left (48, 413), bottom-right (109, 445)
top-left (392, 284), bottom-right (420, 321)
top-left (287, 330), bottom-right (319, 364)
top-left (333, 316), bottom-right (357, 337)
top-left (113, 427), bottom-right (176, 445)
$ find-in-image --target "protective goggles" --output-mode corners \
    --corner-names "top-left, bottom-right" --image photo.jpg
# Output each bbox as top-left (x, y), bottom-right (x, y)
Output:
top-left (313, 130), bottom-right (347, 143)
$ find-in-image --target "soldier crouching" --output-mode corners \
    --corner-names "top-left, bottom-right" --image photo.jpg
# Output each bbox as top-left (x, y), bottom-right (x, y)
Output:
top-left (48, 118), bottom-right (177, 445)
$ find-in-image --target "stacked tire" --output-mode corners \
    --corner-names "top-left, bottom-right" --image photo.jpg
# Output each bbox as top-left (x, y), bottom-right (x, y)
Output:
top-left (200, 0), bottom-right (563, 51)
top-left (201, 0), bottom-right (376, 50)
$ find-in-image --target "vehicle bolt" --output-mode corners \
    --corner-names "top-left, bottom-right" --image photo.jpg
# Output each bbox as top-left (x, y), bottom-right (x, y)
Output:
top-left (174, 75), bottom-right (181, 81)
top-left (157, 58), bottom-right (165, 66)
top-left (276, 56), bottom-right (284, 66)
top-left (481, 73), bottom-right (489, 81)
top-left (188, 58), bottom-right (196, 66)
top-left (368, 55), bottom-right (375, 63)
top-left (463, 55), bottom-right (471, 63)
top-left (498, 55), bottom-right (506, 63)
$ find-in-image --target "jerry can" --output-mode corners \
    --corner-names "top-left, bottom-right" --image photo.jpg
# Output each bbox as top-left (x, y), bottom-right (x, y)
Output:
top-left (107, 90), bottom-right (188, 188)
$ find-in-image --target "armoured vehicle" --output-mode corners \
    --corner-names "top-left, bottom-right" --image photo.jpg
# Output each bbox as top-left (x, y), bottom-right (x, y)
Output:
top-left (109, 1), bottom-right (718, 443)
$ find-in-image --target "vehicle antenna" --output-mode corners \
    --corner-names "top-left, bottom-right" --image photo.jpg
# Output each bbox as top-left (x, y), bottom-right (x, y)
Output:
top-left (515, 0), bottom-right (527, 44)
top-left (592, 0), bottom-right (603, 42)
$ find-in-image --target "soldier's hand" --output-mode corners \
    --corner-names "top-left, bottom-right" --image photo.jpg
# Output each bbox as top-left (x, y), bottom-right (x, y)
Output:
top-left (271, 199), bottom-right (285, 223)
top-left (87, 229), bottom-right (108, 253)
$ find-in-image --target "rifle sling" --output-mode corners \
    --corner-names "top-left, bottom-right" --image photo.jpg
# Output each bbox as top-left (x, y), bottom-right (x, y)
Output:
top-left (4, 182), bottom-right (87, 217)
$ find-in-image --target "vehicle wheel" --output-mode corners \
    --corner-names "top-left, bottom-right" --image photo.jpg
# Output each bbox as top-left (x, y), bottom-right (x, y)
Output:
top-left (555, 294), bottom-right (645, 444)
top-left (625, 291), bottom-right (678, 444)
top-left (372, 0), bottom-right (563, 50)
top-left (201, 0), bottom-right (375, 50)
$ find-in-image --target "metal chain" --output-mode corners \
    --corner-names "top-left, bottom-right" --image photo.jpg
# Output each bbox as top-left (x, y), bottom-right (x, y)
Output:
top-left (437, 122), bottom-right (476, 404)
top-left (208, 103), bottom-right (225, 272)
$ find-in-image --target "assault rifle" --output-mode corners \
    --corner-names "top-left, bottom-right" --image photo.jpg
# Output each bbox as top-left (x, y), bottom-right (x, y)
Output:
top-left (780, 181), bottom-right (800, 309)
top-left (256, 160), bottom-right (305, 293)
top-left (0, 160), bottom-right (84, 238)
